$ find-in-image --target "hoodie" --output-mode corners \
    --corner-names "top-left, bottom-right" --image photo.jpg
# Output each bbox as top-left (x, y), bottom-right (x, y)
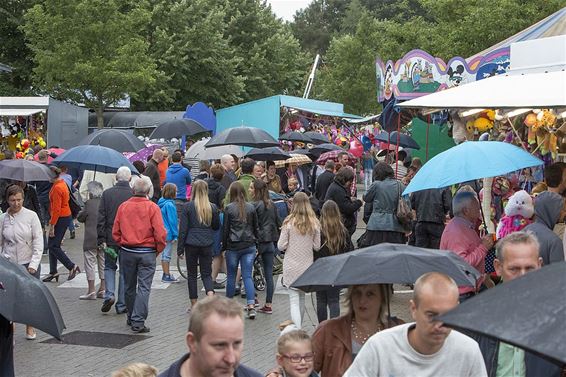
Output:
top-left (158, 197), bottom-right (179, 241)
top-left (523, 191), bottom-right (564, 265)
top-left (165, 163), bottom-right (192, 200)
top-left (206, 178), bottom-right (226, 208)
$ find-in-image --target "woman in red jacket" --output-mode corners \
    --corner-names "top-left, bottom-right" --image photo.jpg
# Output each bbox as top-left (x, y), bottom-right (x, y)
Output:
top-left (42, 166), bottom-right (80, 282)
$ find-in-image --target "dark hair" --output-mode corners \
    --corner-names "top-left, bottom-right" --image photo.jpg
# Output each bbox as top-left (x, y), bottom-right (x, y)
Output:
top-left (241, 158), bottom-right (255, 174)
top-left (229, 181), bottom-right (247, 221)
top-left (397, 150), bottom-right (407, 161)
top-left (251, 179), bottom-right (271, 209)
top-left (172, 152), bottom-right (182, 163)
top-left (199, 160), bottom-right (211, 172)
top-left (335, 167), bottom-right (355, 186)
top-left (544, 163), bottom-right (563, 188)
top-left (373, 162), bottom-right (394, 181)
top-left (210, 163), bottom-right (224, 181)
top-left (324, 160), bottom-right (335, 170)
top-left (337, 151), bottom-right (349, 160)
top-left (133, 160), bottom-right (145, 174)
top-left (173, 148), bottom-right (185, 157)
top-left (6, 184), bottom-right (24, 199)
top-left (266, 160), bottom-right (275, 169)
top-left (50, 166), bottom-right (62, 178)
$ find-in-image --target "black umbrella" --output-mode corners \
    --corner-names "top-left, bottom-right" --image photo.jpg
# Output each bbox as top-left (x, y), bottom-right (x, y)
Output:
top-left (205, 126), bottom-right (279, 148)
top-left (78, 129), bottom-right (145, 153)
top-left (279, 131), bottom-right (312, 143)
top-left (375, 131), bottom-right (420, 150)
top-left (52, 145), bottom-right (139, 174)
top-left (150, 118), bottom-right (208, 140)
top-left (291, 243), bottom-right (480, 292)
top-left (309, 143), bottom-right (343, 157)
top-left (304, 131), bottom-right (329, 145)
top-left (438, 262), bottom-right (566, 365)
top-left (291, 148), bottom-right (316, 160)
top-left (0, 256), bottom-right (65, 339)
top-left (0, 160), bottom-right (55, 182)
top-left (245, 147), bottom-right (291, 161)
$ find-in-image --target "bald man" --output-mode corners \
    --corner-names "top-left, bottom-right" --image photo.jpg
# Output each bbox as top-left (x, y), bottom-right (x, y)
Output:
top-left (144, 149), bottom-right (165, 202)
top-left (345, 272), bottom-right (487, 377)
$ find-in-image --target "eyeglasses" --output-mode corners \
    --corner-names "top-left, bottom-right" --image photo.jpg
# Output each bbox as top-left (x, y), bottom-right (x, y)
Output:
top-left (281, 353), bottom-right (314, 363)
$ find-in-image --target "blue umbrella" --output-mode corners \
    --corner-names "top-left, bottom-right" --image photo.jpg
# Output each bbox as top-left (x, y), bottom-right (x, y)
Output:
top-left (52, 145), bottom-right (139, 174)
top-left (403, 141), bottom-right (543, 195)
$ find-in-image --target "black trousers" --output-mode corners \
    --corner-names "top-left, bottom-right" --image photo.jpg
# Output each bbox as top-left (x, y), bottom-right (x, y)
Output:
top-left (414, 222), bottom-right (445, 249)
top-left (185, 245), bottom-right (213, 299)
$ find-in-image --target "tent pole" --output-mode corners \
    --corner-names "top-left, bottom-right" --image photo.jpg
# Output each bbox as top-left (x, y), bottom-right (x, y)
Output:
top-left (426, 114), bottom-right (430, 162)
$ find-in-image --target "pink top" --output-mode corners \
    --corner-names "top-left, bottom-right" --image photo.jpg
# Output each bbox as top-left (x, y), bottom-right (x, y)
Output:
top-left (440, 216), bottom-right (487, 294)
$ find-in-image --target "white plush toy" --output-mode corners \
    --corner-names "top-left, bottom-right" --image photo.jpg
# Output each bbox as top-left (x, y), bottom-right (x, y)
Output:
top-left (496, 190), bottom-right (534, 240)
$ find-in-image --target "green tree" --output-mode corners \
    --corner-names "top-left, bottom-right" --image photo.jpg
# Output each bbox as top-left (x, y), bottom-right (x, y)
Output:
top-left (23, 0), bottom-right (158, 128)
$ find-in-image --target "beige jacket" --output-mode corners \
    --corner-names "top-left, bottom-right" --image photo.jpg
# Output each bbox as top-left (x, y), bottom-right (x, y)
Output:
top-left (0, 208), bottom-right (43, 270)
top-left (277, 222), bottom-right (321, 287)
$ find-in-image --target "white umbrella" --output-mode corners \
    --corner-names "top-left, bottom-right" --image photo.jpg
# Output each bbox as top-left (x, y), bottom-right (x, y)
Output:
top-left (186, 138), bottom-right (244, 161)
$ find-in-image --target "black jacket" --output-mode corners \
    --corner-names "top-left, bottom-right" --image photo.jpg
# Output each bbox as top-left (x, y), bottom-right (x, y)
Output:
top-left (314, 232), bottom-right (354, 260)
top-left (1, 184), bottom-right (43, 225)
top-left (324, 181), bottom-right (362, 231)
top-left (314, 170), bottom-right (334, 201)
top-left (222, 202), bottom-right (259, 251)
top-left (252, 200), bottom-right (281, 243)
top-left (410, 188), bottom-right (452, 224)
top-left (97, 181), bottom-right (133, 246)
top-left (144, 159), bottom-right (161, 201)
top-left (177, 201), bottom-right (220, 252)
top-left (158, 353), bottom-right (262, 377)
top-left (207, 178), bottom-right (227, 209)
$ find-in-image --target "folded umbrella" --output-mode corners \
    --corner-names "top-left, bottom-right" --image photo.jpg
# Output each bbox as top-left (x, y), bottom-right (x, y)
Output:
top-left (52, 145), bottom-right (139, 174)
top-left (279, 131), bottom-right (312, 143)
top-left (0, 160), bottom-right (55, 182)
top-left (304, 131), bottom-right (329, 145)
top-left (439, 262), bottom-right (566, 365)
top-left (291, 243), bottom-right (480, 292)
top-left (78, 129), bottom-right (145, 153)
top-left (245, 147), bottom-right (291, 161)
top-left (150, 118), bottom-right (208, 140)
top-left (403, 141), bottom-right (543, 195)
top-left (205, 126), bottom-right (279, 148)
top-left (0, 256), bottom-right (65, 339)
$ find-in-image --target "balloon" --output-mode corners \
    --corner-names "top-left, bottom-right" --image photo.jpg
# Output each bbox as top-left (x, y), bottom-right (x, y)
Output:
top-left (39, 140), bottom-right (46, 148)
top-left (350, 140), bottom-right (363, 158)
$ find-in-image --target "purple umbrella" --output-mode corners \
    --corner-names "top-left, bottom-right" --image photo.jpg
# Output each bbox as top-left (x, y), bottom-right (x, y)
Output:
top-left (126, 144), bottom-right (161, 163)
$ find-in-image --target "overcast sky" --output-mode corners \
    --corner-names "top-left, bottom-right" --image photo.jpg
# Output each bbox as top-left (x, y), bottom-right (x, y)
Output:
top-left (267, 0), bottom-right (313, 21)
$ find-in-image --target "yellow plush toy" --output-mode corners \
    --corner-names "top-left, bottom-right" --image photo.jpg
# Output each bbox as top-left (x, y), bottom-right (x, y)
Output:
top-left (474, 117), bottom-right (493, 132)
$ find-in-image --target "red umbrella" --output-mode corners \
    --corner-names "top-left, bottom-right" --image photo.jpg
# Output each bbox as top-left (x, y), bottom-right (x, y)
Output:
top-left (34, 147), bottom-right (65, 164)
top-left (316, 150), bottom-right (356, 166)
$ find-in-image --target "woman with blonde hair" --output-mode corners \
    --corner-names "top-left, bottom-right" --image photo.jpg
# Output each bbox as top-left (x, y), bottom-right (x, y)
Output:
top-left (178, 180), bottom-right (220, 309)
top-left (316, 200), bottom-right (353, 323)
top-left (278, 192), bottom-right (321, 328)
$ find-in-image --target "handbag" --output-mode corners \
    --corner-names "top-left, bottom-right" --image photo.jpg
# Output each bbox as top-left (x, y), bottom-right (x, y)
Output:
top-left (67, 186), bottom-right (81, 218)
top-left (395, 182), bottom-right (413, 229)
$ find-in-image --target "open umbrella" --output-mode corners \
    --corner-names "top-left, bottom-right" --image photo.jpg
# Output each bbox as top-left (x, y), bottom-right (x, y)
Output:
top-left (292, 148), bottom-right (316, 160)
top-left (33, 147), bottom-right (65, 164)
top-left (304, 131), bottom-right (329, 145)
top-left (439, 262), bottom-right (566, 365)
top-left (279, 131), bottom-right (312, 143)
top-left (310, 143), bottom-right (343, 157)
top-left (0, 256), bottom-right (65, 339)
top-left (375, 131), bottom-right (420, 149)
top-left (186, 138), bottom-right (244, 160)
top-left (0, 160), bottom-right (55, 182)
top-left (245, 147), bottom-right (291, 161)
top-left (52, 145), bottom-right (139, 174)
top-left (78, 129), bottom-right (145, 153)
top-left (316, 150), bottom-right (356, 166)
top-left (150, 118), bottom-right (208, 140)
top-left (205, 126), bottom-right (279, 148)
top-left (274, 153), bottom-right (313, 168)
top-left (126, 144), bottom-right (161, 163)
top-left (403, 141), bottom-right (544, 195)
top-left (291, 243), bottom-right (480, 292)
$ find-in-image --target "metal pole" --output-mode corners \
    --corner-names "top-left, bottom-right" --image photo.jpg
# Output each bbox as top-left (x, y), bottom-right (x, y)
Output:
top-left (303, 54), bottom-right (321, 99)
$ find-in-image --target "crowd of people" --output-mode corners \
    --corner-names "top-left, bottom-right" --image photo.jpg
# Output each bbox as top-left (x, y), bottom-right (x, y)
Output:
top-left (1, 143), bottom-right (565, 377)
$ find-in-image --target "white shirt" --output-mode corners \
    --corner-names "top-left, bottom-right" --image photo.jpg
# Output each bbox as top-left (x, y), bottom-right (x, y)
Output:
top-left (344, 323), bottom-right (487, 377)
top-left (0, 208), bottom-right (43, 270)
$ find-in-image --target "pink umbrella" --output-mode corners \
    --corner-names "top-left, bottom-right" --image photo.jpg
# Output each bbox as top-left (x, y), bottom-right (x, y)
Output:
top-left (316, 150), bottom-right (356, 166)
top-left (34, 147), bottom-right (65, 164)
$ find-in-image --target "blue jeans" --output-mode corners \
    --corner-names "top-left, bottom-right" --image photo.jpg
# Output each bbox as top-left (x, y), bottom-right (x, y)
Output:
top-left (161, 241), bottom-right (173, 262)
top-left (258, 242), bottom-right (275, 304)
top-left (225, 246), bottom-right (256, 305)
top-left (121, 250), bottom-right (156, 328)
top-left (316, 287), bottom-right (341, 323)
top-left (104, 246), bottom-right (126, 312)
top-left (48, 216), bottom-right (75, 273)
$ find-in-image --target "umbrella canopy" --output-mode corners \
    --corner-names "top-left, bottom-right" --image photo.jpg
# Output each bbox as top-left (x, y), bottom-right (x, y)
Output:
top-left (310, 143), bottom-right (343, 156)
top-left (186, 138), bottom-right (244, 161)
top-left (279, 131), bottom-right (312, 143)
top-left (52, 145), bottom-right (139, 174)
top-left (150, 118), bottom-right (208, 140)
top-left (78, 129), bottom-right (145, 153)
top-left (34, 147), bottom-right (65, 164)
top-left (0, 256), bottom-right (65, 339)
top-left (375, 131), bottom-right (420, 150)
top-left (439, 262), bottom-right (566, 365)
top-left (275, 153), bottom-right (313, 168)
top-left (0, 159), bottom-right (55, 182)
top-left (292, 148), bottom-right (316, 160)
top-left (205, 126), bottom-right (279, 148)
top-left (126, 144), bottom-right (162, 163)
top-left (291, 243), bottom-right (480, 292)
top-left (245, 147), bottom-right (291, 161)
top-left (316, 150), bottom-right (356, 166)
top-left (403, 141), bottom-right (543, 195)
top-left (304, 131), bottom-right (330, 145)
top-left (398, 69), bottom-right (566, 109)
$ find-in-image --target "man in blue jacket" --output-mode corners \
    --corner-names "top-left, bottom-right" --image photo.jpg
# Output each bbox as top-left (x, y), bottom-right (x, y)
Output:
top-left (165, 151), bottom-right (192, 217)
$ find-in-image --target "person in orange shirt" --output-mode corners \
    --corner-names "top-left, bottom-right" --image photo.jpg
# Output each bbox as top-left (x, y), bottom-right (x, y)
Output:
top-left (42, 166), bottom-right (80, 282)
top-left (158, 147), bottom-right (169, 188)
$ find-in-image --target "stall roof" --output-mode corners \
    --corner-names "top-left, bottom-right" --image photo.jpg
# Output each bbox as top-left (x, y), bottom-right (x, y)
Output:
top-left (0, 108), bottom-right (46, 116)
top-left (279, 95), bottom-right (361, 118)
top-left (347, 114), bottom-right (380, 124)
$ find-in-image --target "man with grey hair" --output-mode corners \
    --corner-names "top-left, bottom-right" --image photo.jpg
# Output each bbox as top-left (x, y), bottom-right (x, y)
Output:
top-left (144, 149), bottom-right (165, 202)
top-left (97, 166), bottom-right (133, 314)
top-left (220, 154), bottom-right (237, 190)
top-left (345, 272), bottom-right (487, 377)
top-left (440, 191), bottom-right (495, 302)
top-left (113, 178), bottom-right (166, 333)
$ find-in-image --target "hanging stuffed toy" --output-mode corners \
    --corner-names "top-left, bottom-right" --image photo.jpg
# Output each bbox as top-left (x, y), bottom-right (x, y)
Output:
top-left (496, 190), bottom-right (534, 239)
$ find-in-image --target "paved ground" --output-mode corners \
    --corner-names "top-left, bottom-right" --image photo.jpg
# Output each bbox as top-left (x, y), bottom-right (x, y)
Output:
top-left (13, 187), bottom-right (414, 376)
